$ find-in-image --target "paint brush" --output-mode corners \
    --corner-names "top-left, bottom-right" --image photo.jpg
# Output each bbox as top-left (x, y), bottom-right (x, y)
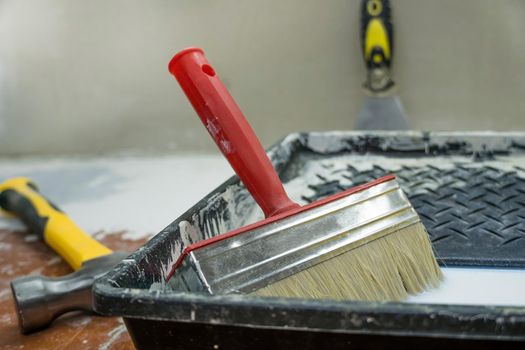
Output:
top-left (166, 47), bottom-right (442, 301)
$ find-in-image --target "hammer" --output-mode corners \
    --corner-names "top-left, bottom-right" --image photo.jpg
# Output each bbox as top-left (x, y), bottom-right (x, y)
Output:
top-left (0, 177), bottom-right (128, 333)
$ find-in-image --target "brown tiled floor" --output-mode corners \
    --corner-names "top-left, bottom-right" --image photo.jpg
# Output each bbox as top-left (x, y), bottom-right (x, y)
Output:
top-left (0, 229), bottom-right (149, 349)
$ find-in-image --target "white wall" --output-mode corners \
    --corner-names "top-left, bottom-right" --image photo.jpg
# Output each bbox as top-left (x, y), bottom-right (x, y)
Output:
top-left (0, 0), bottom-right (524, 155)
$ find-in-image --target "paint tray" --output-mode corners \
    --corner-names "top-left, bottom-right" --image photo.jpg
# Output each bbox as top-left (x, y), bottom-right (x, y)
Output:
top-left (94, 131), bottom-right (525, 349)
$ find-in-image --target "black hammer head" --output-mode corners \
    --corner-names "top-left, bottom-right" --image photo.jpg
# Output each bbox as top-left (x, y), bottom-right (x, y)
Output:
top-left (10, 252), bottom-right (128, 333)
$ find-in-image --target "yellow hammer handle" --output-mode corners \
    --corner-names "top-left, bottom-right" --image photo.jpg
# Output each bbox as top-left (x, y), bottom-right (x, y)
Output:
top-left (0, 177), bottom-right (112, 270)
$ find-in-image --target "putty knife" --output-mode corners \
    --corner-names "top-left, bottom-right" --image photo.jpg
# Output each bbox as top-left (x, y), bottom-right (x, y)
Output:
top-left (355, 0), bottom-right (409, 130)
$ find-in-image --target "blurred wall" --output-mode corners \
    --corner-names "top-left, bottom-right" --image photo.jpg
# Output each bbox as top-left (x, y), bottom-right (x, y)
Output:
top-left (0, 0), bottom-right (524, 156)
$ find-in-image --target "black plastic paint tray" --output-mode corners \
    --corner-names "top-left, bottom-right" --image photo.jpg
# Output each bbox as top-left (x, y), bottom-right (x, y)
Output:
top-left (94, 131), bottom-right (525, 349)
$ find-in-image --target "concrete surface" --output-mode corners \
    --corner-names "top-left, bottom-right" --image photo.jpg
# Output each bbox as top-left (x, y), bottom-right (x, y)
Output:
top-left (0, 0), bottom-right (525, 156)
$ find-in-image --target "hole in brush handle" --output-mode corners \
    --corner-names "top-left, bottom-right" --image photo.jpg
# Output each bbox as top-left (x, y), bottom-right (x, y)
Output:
top-left (202, 64), bottom-right (216, 77)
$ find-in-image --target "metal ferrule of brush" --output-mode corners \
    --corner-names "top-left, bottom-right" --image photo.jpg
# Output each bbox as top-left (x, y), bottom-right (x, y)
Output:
top-left (171, 178), bottom-right (420, 295)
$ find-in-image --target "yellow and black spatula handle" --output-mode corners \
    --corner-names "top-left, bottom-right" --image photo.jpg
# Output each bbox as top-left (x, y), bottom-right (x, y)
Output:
top-left (0, 177), bottom-right (112, 270)
top-left (360, 0), bottom-right (394, 70)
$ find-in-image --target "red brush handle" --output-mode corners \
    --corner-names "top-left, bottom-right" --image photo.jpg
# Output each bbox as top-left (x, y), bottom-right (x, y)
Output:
top-left (169, 48), bottom-right (299, 218)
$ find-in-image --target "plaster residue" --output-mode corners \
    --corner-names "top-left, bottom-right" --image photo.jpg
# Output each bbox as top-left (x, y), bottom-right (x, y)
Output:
top-left (0, 312), bottom-right (12, 325)
top-left (0, 265), bottom-right (15, 276)
top-left (159, 183), bottom-right (263, 288)
top-left (24, 234), bottom-right (39, 242)
top-left (206, 119), bottom-right (220, 139)
top-left (221, 140), bottom-right (233, 154)
top-left (192, 184), bottom-right (263, 239)
top-left (99, 322), bottom-right (127, 350)
top-left (157, 240), bottom-right (186, 287)
top-left (156, 220), bottom-right (202, 282)
top-left (67, 314), bottom-right (92, 329)
top-left (179, 220), bottom-right (201, 244)
top-left (0, 288), bottom-right (10, 301)
top-left (0, 154), bottom-right (233, 239)
top-left (408, 267), bottom-right (525, 306)
top-left (0, 217), bottom-right (24, 231)
top-left (45, 256), bottom-right (62, 266)
top-left (304, 132), bottom-right (353, 154)
top-left (266, 133), bottom-right (300, 160)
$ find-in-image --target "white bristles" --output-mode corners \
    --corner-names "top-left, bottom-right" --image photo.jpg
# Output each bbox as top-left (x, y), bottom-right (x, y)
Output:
top-left (253, 222), bottom-right (442, 301)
